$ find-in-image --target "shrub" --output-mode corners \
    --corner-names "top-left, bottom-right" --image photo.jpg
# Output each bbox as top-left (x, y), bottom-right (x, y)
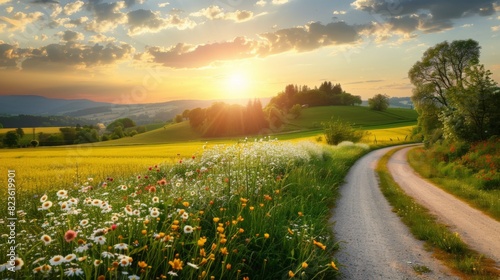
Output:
top-left (322, 118), bottom-right (364, 145)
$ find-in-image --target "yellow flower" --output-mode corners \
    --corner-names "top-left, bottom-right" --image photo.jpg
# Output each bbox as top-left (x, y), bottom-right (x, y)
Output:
top-left (217, 225), bottom-right (224, 233)
top-left (330, 261), bottom-right (338, 270)
top-left (301, 262), bottom-right (308, 269)
top-left (138, 261), bottom-right (148, 269)
top-left (249, 206), bottom-right (255, 211)
top-left (288, 270), bottom-right (295, 278)
top-left (220, 247), bottom-right (229, 255)
top-left (264, 233), bottom-right (270, 239)
top-left (168, 258), bottom-right (183, 271)
top-left (213, 217), bottom-right (220, 223)
top-left (287, 228), bottom-right (294, 235)
top-left (182, 201), bottom-right (190, 207)
top-left (298, 212), bottom-right (303, 217)
top-left (313, 240), bottom-right (326, 250)
top-left (240, 198), bottom-right (248, 204)
top-left (226, 263), bottom-right (231, 270)
top-left (197, 237), bottom-right (207, 247)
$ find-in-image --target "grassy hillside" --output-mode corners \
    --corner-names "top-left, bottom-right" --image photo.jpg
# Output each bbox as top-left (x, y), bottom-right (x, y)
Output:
top-left (283, 106), bottom-right (417, 131)
top-left (93, 106), bottom-right (417, 146)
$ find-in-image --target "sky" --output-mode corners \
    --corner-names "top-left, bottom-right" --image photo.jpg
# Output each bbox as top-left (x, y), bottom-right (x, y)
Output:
top-left (0, 0), bottom-right (499, 104)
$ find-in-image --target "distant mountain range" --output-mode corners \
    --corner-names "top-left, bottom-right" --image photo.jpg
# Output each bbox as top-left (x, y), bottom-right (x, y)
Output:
top-left (0, 95), bottom-right (272, 125)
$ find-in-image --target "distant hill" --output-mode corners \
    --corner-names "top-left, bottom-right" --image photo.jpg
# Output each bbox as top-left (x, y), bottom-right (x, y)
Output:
top-left (0, 95), bottom-right (271, 126)
top-left (95, 106), bottom-right (418, 145)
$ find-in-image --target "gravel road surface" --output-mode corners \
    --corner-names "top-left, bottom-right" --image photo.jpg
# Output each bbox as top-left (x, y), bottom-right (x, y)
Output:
top-left (331, 146), bottom-right (459, 279)
top-left (388, 146), bottom-right (500, 263)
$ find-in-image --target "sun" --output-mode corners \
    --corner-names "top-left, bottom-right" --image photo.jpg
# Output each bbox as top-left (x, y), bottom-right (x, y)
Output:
top-left (226, 72), bottom-right (249, 90)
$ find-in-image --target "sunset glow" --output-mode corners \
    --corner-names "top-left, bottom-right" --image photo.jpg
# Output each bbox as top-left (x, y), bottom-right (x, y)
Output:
top-left (0, 0), bottom-right (499, 103)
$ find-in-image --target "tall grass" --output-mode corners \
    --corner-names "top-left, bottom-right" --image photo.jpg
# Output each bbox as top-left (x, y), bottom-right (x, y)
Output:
top-left (0, 139), bottom-right (368, 279)
top-left (377, 148), bottom-right (499, 279)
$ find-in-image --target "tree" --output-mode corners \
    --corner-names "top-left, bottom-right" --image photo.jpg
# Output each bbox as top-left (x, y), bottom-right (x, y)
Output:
top-left (16, 127), bottom-right (25, 138)
top-left (289, 104), bottom-right (302, 118)
top-left (408, 39), bottom-right (481, 143)
top-left (322, 118), bottom-right (364, 145)
top-left (174, 114), bottom-right (184, 123)
top-left (30, 140), bottom-right (39, 147)
top-left (0, 122), bottom-right (3, 128)
top-left (3, 131), bottom-right (19, 147)
top-left (368, 94), bottom-right (389, 111)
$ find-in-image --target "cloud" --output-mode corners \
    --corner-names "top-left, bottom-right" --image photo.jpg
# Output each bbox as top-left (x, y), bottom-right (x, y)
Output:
top-left (256, 0), bottom-right (266, 7)
top-left (21, 42), bottom-right (135, 71)
top-left (0, 11), bottom-right (44, 32)
top-left (0, 43), bottom-right (19, 69)
top-left (461, 23), bottom-right (474, 28)
top-left (124, 0), bottom-right (145, 8)
top-left (346, 79), bottom-right (384, 84)
top-left (0, 0), bottom-right (11, 5)
top-left (84, 1), bottom-right (127, 33)
top-left (63, 0), bottom-right (84, 15)
top-left (352, 0), bottom-right (499, 35)
top-left (59, 30), bottom-right (84, 42)
top-left (272, 0), bottom-right (288, 5)
top-left (127, 9), bottom-right (196, 35)
top-left (5, 6), bottom-right (13, 13)
top-left (492, 25), bottom-right (500, 31)
top-left (89, 33), bottom-right (116, 44)
top-left (158, 2), bottom-right (169, 8)
top-left (190, 5), bottom-right (254, 22)
top-left (146, 21), bottom-right (361, 68)
top-left (333, 10), bottom-right (346, 15)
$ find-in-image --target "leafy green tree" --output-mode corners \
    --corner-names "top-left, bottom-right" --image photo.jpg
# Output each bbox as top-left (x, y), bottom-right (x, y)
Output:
top-left (30, 140), bottom-right (39, 147)
top-left (409, 39), bottom-right (481, 143)
top-left (174, 114), bottom-right (184, 123)
top-left (368, 94), bottom-right (389, 111)
top-left (59, 127), bottom-right (77, 144)
top-left (3, 131), bottom-right (19, 147)
top-left (289, 104), bottom-right (302, 119)
top-left (106, 118), bottom-right (136, 131)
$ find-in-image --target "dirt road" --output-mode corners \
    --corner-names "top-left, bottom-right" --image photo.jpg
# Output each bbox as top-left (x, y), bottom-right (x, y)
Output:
top-left (388, 146), bottom-right (500, 263)
top-left (331, 146), bottom-right (459, 279)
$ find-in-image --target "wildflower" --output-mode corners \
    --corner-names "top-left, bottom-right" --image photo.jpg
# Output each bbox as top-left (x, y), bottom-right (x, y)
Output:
top-left (78, 256), bottom-right (87, 262)
top-left (64, 267), bottom-right (84, 276)
top-left (101, 251), bottom-right (114, 258)
top-left (119, 185), bottom-right (128, 191)
top-left (94, 236), bottom-right (106, 245)
top-left (92, 199), bottom-right (102, 206)
top-left (41, 201), bottom-right (53, 210)
top-left (11, 258), bottom-right (24, 271)
top-left (289, 270), bottom-right (295, 278)
top-left (64, 254), bottom-right (77, 262)
top-left (33, 264), bottom-right (52, 274)
top-left (187, 262), bottom-right (199, 269)
top-left (64, 230), bottom-right (77, 242)
top-left (330, 261), bottom-right (338, 270)
top-left (184, 225), bottom-right (194, 234)
top-left (313, 240), bottom-right (326, 250)
top-left (181, 212), bottom-right (189, 220)
top-left (40, 234), bottom-right (52, 245)
top-left (128, 275), bottom-right (140, 280)
top-left (226, 263), bottom-right (232, 270)
top-left (49, 255), bottom-right (64, 266)
top-left (169, 258), bottom-right (183, 270)
top-left (287, 228), bottom-right (294, 235)
top-left (40, 194), bottom-right (48, 203)
top-left (150, 208), bottom-right (160, 218)
top-left (80, 219), bottom-right (89, 227)
top-left (138, 261), bottom-right (148, 269)
top-left (114, 243), bottom-right (128, 250)
top-left (75, 244), bottom-right (90, 253)
top-left (94, 260), bottom-right (102, 266)
top-left (302, 262), bottom-right (308, 269)
top-left (168, 271), bottom-right (178, 276)
top-left (120, 257), bottom-right (131, 267)
top-left (213, 217), bottom-right (220, 223)
top-left (152, 196), bottom-right (160, 203)
top-left (220, 247), bottom-right (229, 255)
top-left (182, 201), bottom-right (190, 207)
top-left (57, 190), bottom-right (68, 199)
top-left (264, 233), bottom-right (270, 239)
top-left (111, 224), bottom-right (117, 231)
top-left (197, 237), bottom-right (207, 247)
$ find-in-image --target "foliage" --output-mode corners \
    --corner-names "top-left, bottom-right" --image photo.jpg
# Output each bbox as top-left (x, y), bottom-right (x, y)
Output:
top-left (289, 104), bottom-right (302, 119)
top-left (106, 118), bottom-right (136, 131)
top-left (174, 114), bottom-right (183, 123)
top-left (2, 130), bottom-right (19, 147)
top-left (409, 39), bottom-right (500, 144)
top-left (188, 100), bottom-right (268, 137)
top-left (30, 139), bottom-right (39, 147)
top-left (0, 140), bottom-right (368, 279)
top-left (267, 82), bottom-right (361, 112)
top-left (0, 115), bottom-right (93, 128)
top-left (322, 118), bottom-right (364, 145)
top-left (16, 127), bottom-right (25, 138)
top-left (368, 94), bottom-right (389, 111)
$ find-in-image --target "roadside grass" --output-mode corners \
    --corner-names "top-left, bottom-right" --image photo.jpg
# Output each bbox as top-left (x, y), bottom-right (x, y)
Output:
top-left (0, 140), bottom-right (368, 279)
top-left (407, 147), bottom-right (500, 221)
top-left (377, 147), bottom-right (500, 279)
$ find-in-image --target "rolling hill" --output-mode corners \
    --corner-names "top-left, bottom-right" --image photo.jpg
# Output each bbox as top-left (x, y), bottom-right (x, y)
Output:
top-left (96, 106), bottom-right (418, 145)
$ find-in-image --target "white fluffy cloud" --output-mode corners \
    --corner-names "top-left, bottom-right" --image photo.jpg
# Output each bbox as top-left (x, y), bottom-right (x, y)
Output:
top-left (190, 5), bottom-right (254, 22)
top-left (63, 0), bottom-right (84, 15)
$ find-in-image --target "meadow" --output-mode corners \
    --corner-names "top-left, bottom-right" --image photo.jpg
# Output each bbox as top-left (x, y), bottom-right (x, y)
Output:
top-left (0, 139), bottom-right (369, 279)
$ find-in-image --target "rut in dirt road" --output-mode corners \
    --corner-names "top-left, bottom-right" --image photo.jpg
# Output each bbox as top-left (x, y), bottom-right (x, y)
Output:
top-left (388, 147), bottom-right (500, 263)
top-left (331, 146), bottom-right (458, 280)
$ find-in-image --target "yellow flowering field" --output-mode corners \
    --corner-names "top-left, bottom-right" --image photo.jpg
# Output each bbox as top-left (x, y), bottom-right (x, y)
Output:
top-left (0, 139), bottom-right (367, 279)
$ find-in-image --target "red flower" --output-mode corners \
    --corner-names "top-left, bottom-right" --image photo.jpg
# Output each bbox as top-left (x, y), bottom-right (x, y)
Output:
top-left (64, 230), bottom-right (77, 242)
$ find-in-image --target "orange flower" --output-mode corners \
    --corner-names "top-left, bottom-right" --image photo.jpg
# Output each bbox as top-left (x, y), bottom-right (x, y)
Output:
top-left (64, 230), bottom-right (77, 242)
top-left (197, 237), bottom-right (207, 247)
top-left (288, 270), bottom-right (295, 278)
top-left (168, 258), bottom-right (183, 270)
top-left (330, 261), bottom-right (338, 270)
top-left (220, 247), bottom-right (229, 255)
top-left (313, 240), bottom-right (326, 250)
top-left (264, 233), bottom-right (270, 239)
top-left (138, 261), bottom-right (148, 269)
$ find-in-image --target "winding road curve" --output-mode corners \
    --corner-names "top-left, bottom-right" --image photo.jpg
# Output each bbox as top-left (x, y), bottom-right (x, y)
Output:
top-left (331, 146), bottom-right (461, 279)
